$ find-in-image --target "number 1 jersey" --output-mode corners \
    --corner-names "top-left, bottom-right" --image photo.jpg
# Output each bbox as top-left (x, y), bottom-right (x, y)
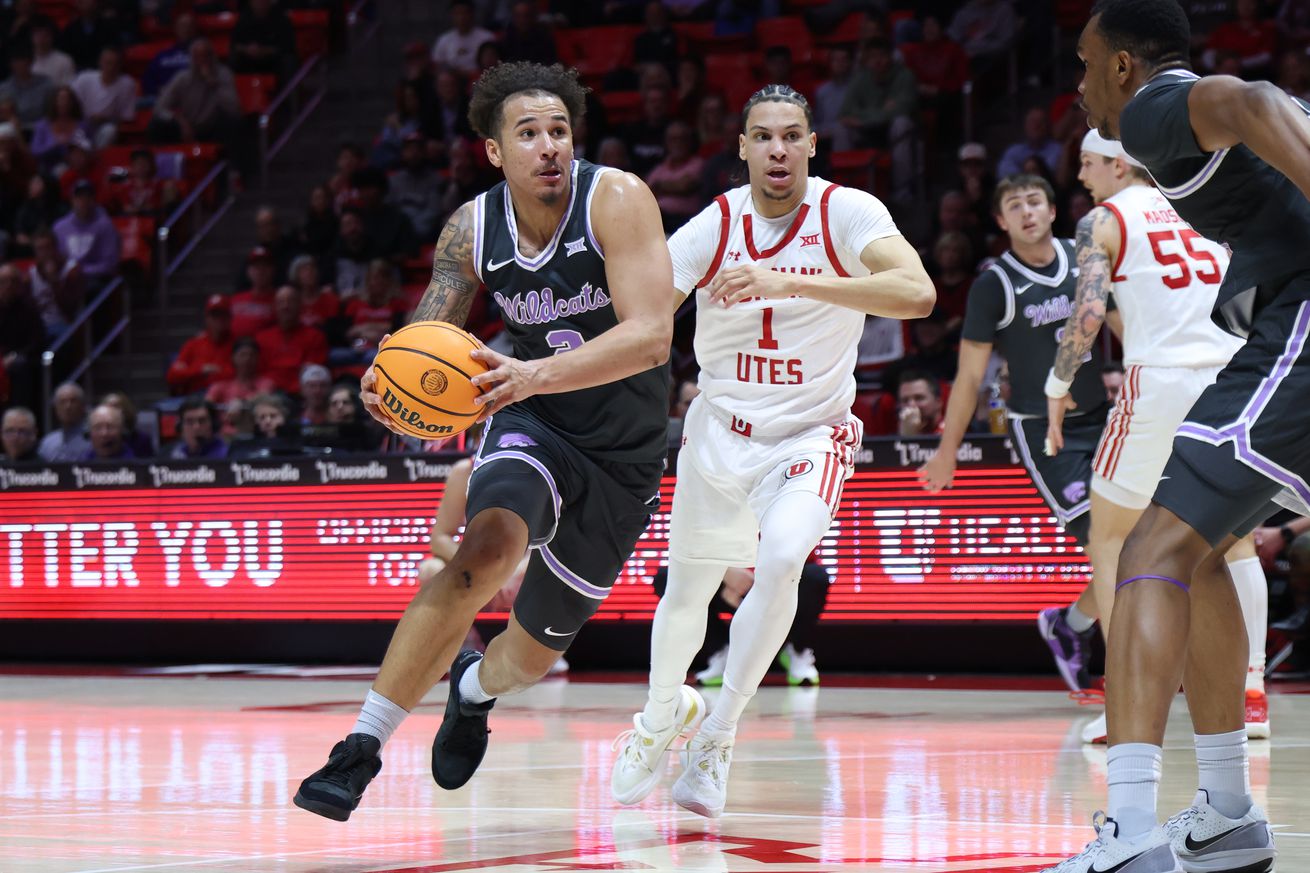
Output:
top-left (668, 178), bottom-right (901, 438)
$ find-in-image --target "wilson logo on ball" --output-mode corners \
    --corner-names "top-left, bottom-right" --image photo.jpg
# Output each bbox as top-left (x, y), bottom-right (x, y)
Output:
top-left (382, 388), bottom-right (455, 435)
top-left (420, 369), bottom-right (449, 396)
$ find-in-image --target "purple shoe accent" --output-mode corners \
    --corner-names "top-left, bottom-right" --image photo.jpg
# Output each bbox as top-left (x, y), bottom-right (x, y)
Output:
top-left (1116, 574), bottom-right (1190, 593)
top-left (1037, 606), bottom-right (1094, 693)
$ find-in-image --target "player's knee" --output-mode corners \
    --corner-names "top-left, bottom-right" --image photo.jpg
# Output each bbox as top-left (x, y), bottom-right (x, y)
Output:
top-left (753, 541), bottom-right (807, 589)
top-left (1118, 504), bottom-right (1207, 583)
top-left (443, 515), bottom-right (526, 593)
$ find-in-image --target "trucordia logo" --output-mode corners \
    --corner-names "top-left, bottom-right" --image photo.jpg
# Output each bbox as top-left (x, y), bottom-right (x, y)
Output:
top-left (402, 458), bottom-right (453, 482)
top-left (0, 467), bottom-right (59, 490)
top-left (148, 465), bottom-right (217, 488)
top-left (230, 463), bottom-right (301, 486)
top-left (314, 460), bottom-right (389, 484)
top-left (71, 466), bottom-right (138, 488)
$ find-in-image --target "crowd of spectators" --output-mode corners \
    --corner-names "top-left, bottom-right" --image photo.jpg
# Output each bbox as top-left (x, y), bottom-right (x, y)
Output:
top-left (10, 0), bottom-right (1310, 461)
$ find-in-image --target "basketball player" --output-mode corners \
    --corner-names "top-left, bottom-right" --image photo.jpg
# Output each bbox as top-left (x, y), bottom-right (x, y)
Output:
top-left (1037, 0), bottom-right (1310, 868)
top-left (293, 61), bottom-right (675, 821)
top-left (1045, 129), bottom-right (1270, 746)
top-left (610, 85), bottom-right (934, 818)
top-left (917, 174), bottom-right (1113, 691)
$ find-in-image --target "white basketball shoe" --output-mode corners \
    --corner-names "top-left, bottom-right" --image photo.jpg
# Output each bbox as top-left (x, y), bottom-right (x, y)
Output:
top-left (671, 731), bottom-right (734, 818)
top-left (1082, 711), bottom-right (1108, 744)
top-left (1039, 813), bottom-right (1180, 872)
top-left (610, 685), bottom-right (705, 806)
top-left (1165, 791), bottom-right (1277, 873)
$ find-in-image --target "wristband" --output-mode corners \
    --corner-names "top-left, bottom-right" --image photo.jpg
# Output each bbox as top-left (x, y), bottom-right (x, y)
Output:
top-left (1044, 368), bottom-right (1073, 399)
top-left (1281, 524), bottom-right (1296, 546)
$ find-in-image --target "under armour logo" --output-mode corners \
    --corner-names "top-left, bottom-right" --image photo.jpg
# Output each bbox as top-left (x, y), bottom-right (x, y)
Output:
top-left (799, 233), bottom-right (821, 248)
top-left (730, 416), bottom-right (753, 437)
top-left (564, 236), bottom-right (587, 257)
top-left (726, 250), bottom-right (743, 262)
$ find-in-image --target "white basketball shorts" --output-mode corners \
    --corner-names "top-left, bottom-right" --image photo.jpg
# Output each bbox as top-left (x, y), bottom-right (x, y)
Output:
top-left (667, 398), bottom-right (861, 566)
top-left (1092, 363), bottom-right (1225, 509)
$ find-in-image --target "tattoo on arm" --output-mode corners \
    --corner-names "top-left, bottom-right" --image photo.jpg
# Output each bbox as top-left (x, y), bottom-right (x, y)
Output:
top-left (410, 203), bottom-right (478, 326)
top-left (1054, 209), bottom-right (1114, 382)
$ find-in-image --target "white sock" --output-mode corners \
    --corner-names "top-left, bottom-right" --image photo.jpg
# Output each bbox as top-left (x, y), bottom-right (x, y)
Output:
top-left (1107, 743), bottom-right (1162, 841)
top-left (458, 656), bottom-right (494, 704)
top-left (352, 689), bottom-right (409, 748)
top-left (1066, 601), bottom-right (1096, 633)
top-left (713, 491), bottom-right (832, 730)
top-left (1195, 729), bottom-right (1252, 819)
top-left (700, 684), bottom-right (750, 738)
top-left (1227, 557), bottom-right (1268, 690)
top-left (644, 559), bottom-right (727, 732)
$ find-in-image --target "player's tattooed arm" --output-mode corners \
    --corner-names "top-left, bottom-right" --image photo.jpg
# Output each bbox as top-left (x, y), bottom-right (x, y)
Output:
top-left (410, 201), bottom-right (479, 327)
top-left (1053, 207), bottom-right (1116, 383)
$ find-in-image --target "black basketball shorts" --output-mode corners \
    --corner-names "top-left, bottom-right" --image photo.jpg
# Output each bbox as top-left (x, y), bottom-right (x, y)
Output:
top-left (1009, 405), bottom-right (1110, 547)
top-left (1156, 279), bottom-right (1310, 546)
top-left (464, 407), bottom-right (663, 651)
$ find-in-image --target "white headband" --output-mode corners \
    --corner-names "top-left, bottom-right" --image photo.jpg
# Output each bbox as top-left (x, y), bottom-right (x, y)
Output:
top-left (1081, 129), bottom-right (1144, 169)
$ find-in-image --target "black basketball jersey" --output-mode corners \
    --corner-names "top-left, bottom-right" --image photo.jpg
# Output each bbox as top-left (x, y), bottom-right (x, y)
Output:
top-left (1120, 70), bottom-right (1310, 331)
top-left (472, 159), bottom-right (670, 464)
top-left (961, 239), bottom-right (1106, 417)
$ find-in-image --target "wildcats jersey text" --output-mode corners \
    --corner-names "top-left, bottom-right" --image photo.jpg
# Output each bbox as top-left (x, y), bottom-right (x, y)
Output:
top-left (1099, 185), bottom-right (1243, 369)
top-left (668, 177), bottom-right (901, 438)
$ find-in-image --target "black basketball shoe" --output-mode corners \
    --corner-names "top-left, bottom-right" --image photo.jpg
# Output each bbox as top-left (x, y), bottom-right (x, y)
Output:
top-left (432, 650), bottom-right (495, 790)
top-left (293, 733), bottom-right (382, 822)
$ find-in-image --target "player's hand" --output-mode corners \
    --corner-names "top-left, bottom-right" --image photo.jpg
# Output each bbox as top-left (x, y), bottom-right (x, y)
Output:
top-left (898, 404), bottom-right (922, 437)
top-left (1045, 395), bottom-right (1077, 456)
top-left (359, 338), bottom-right (410, 437)
top-left (706, 263), bottom-right (795, 307)
top-left (917, 447), bottom-right (957, 492)
top-left (1252, 526), bottom-right (1284, 569)
top-left (469, 347), bottom-right (540, 418)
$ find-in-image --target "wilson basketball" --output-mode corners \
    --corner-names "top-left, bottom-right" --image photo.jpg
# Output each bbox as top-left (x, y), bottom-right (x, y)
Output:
top-left (372, 321), bottom-right (489, 439)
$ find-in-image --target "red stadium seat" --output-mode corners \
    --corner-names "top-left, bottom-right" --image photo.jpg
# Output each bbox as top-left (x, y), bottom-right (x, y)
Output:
top-left (289, 9), bottom-right (330, 58)
top-left (196, 11), bottom-right (236, 36)
top-left (829, 148), bottom-right (888, 193)
top-left (705, 53), bottom-right (755, 92)
top-left (852, 390), bottom-right (898, 436)
top-left (598, 90), bottom-right (641, 125)
top-left (818, 11), bottom-right (864, 45)
top-left (755, 16), bottom-right (812, 61)
top-left (554, 26), bottom-right (638, 82)
top-left (235, 74), bottom-right (277, 114)
top-left (113, 216), bottom-right (156, 275)
top-left (124, 40), bottom-right (171, 79)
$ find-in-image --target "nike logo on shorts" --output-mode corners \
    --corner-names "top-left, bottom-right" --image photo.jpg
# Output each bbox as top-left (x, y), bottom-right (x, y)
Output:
top-left (543, 626), bottom-right (571, 637)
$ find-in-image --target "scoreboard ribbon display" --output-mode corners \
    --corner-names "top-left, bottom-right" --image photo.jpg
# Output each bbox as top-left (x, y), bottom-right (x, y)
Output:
top-left (0, 439), bottom-right (1089, 622)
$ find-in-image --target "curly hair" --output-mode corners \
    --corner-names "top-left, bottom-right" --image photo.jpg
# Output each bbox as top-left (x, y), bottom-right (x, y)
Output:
top-left (740, 83), bottom-right (813, 132)
top-left (1090, 0), bottom-right (1190, 71)
top-left (467, 62), bottom-right (589, 140)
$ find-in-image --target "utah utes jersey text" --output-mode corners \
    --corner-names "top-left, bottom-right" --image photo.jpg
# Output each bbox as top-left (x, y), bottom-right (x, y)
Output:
top-left (668, 177), bottom-right (900, 438)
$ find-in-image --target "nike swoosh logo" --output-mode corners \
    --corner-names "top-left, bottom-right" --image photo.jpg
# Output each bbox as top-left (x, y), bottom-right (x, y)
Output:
top-left (543, 626), bottom-right (571, 637)
top-left (1185, 824), bottom-right (1248, 853)
top-left (486, 257), bottom-right (516, 272)
top-left (1015, 282), bottom-right (1034, 294)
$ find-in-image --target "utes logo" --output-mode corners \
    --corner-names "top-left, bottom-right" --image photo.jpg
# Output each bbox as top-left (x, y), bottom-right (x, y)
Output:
top-left (381, 388), bottom-right (455, 435)
top-left (420, 369), bottom-right (449, 396)
top-left (726, 250), bottom-right (743, 262)
top-left (799, 233), bottom-right (821, 248)
top-left (730, 416), bottom-right (753, 437)
top-left (785, 460), bottom-right (813, 479)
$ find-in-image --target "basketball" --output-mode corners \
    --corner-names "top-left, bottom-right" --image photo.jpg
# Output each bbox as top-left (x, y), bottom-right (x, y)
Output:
top-left (371, 321), bottom-right (489, 439)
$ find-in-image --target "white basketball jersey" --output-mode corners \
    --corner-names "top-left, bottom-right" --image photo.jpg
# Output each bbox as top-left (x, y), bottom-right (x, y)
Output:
top-left (1102, 184), bottom-right (1243, 368)
top-left (668, 178), bottom-right (900, 438)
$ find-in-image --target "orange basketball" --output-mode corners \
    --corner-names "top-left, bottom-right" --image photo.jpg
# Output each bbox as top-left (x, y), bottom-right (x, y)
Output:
top-left (372, 321), bottom-right (490, 439)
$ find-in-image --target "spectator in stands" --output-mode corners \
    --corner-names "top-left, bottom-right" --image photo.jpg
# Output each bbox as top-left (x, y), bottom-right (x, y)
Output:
top-left (672, 56), bottom-right (707, 122)
top-left (693, 93), bottom-right (726, 157)
top-left (625, 84), bottom-right (673, 176)
top-left (1278, 0), bottom-right (1310, 50)
top-left (99, 391), bottom-right (152, 456)
top-left (30, 86), bottom-right (86, 174)
top-left (814, 43), bottom-right (855, 150)
top-left (352, 166), bottom-right (417, 260)
top-left (666, 377), bottom-right (699, 445)
top-left (499, 0), bottom-right (557, 65)
top-left (167, 294), bottom-right (235, 395)
top-left (231, 246), bottom-right (279, 336)
top-left (596, 137), bottom-right (632, 171)
top-left (439, 142), bottom-right (481, 220)
top-left (840, 38), bottom-right (917, 198)
top-left (59, 0), bottom-right (120, 71)
top-left (762, 46), bottom-right (801, 94)
top-left (31, 21), bottom-right (75, 88)
top-left (930, 230), bottom-right (974, 333)
top-left (431, 0), bottom-right (494, 77)
top-left (298, 363), bottom-right (331, 425)
top-left (0, 46), bottom-right (54, 131)
top-left (400, 41), bottom-right (434, 101)
top-left (328, 142), bottom-right (363, 210)
top-left (326, 383), bottom-right (361, 425)
top-left (372, 82), bottom-right (425, 169)
top-left (230, 0), bottom-right (298, 77)
top-left (142, 13), bottom-right (196, 98)
top-left (1205, 0), bottom-right (1277, 77)
top-left (83, 401), bottom-right (134, 460)
top-left (0, 122), bottom-right (38, 231)
top-left (1102, 361), bottom-right (1125, 405)
top-left (2, 1), bottom-right (55, 71)
top-left (900, 15), bottom-right (969, 123)
top-left (424, 68), bottom-right (472, 154)
top-left (56, 131), bottom-right (97, 201)
top-left (996, 107), bottom-right (1060, 180)
top-left (0, 263), bottom-right (44, 407)
top-left (1277, 49), bottom-right (1310, 103)
top-left (207, 336), bottom-right (276, 405)
top-left (229, 392), bottom-right (297, 457)
top-left (897, 370), bottom-right (946, 436)
top-left (648, 120), bottom-right (704, 232)
top-left (699, 112), bottom-right (745, 201)
top-left (340, 259), bottom-right (405, 360)
top-left (293, 184), bottom-right (338, 262)
top-left (71, 45), bottom-right (135, 148)
top-left (28, 228), bottom-right (85, 341)
top-left (332, 206), bottom-right (373, 298)
top-left (634, 1), bottom-right (679, 71)
top-left (37, 381), bottom-right (90, 460)
top-left (235, 205), bottom-right (294, 287)
top-left (474, 39), bottom-right (502, 76)
top-left (1, 406), bottom-right (40, 463)
top-left (110, 148), bottom-right (178, 217)
top-left (714, 0), bottom-right (773, 38)
top-left (886, 307), bottom-right (957, 388)
top-left (947, 0), bottom-right (1018, 68)
top-left (12, 176), bottom-right (68, 257)
top-left (952, 142), bottom-right (994, 235)
top-left (287, 254), bottom-right (339, 329)
top-left (256, 286), bottom-right (328, 394)
top-left (53, 178), bottom-right (120, 288)
top-left (389, 132), bottom-right (444, 240)
top-left (150, 38), bottom-right (241, 154)
top-left (168, 397), bottom-right (227, 459)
